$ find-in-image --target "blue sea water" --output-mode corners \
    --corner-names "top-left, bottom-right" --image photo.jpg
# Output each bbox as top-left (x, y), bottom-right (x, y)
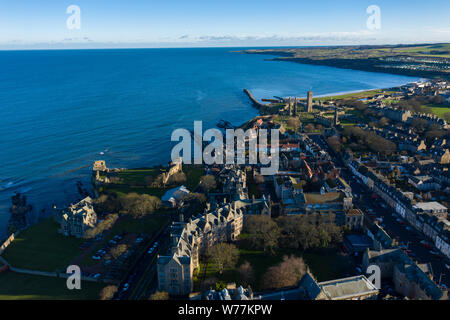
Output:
top-left (0, 47), bottom-right (420, 238)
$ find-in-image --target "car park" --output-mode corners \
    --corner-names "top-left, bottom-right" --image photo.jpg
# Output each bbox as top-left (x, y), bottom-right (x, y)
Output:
top-left (135, 237), bottom-right (144, 243)
top-left (420, 240), bottom-right (433, 249)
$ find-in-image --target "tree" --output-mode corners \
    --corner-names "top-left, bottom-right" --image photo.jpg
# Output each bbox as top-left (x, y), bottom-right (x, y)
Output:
top-left (121, 193), bottom-right (161, 219)
top-left (109, 244), bottom-right (128, 259)
top-left (99, 285), bottom-right (118, 300)
top-left (93, 194), bottom-right (121, 214)
top-left (149, 291), bottom-right (169, 300)
top-left (199, 175), bottom-right (217, 192)
top-left (443, 112), bottom-right (450, 122)
top-left (83, 213), bottom-right (119, 239)
top-left (276, 214), bottom-right (343, 250)
top-left (245, 215), bottom-right (280, 255)
top-left (237, 261), bottom-right (254, 287)
top-left (378, 117), bottom-right (389, 127)
top-left (410, 118), bottom-right (429, 133)
top-left (206, 243), bottom-right (239, 274)
top-left (304, 123), bottom-right (315, 133)
top-left (167, 172), bottom-right (187, 185)
top-left (261, 256), bottom-right (306, 290)
top-left (326, 136), bottom-right (343, 153)
top-left (287, 117), bottom-right (301, 132)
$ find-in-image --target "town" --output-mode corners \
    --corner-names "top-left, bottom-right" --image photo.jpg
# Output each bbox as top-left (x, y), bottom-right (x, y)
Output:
top-left (1, 79), bottom-right (449, 301)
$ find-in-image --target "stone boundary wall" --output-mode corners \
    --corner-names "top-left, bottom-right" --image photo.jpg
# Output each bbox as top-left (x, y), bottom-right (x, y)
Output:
top-left (0, 230), bottom-right (21, 255)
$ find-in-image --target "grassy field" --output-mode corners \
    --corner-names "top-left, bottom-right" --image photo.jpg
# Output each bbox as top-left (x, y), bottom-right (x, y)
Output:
top-left (422, 104), bottom-right (450, 118)
top-left (317, 89), bottom-right (385, 101)
top-left (1, 218), bottom-right (83, 272)
top-left (196, 245), bottom-right (353, 292)
top-left (100, 165), bottom-right (202, 198)
top-left (0, 271), bottom-right (104, 300)
top-left (117, 168), bottom-right (159, 184)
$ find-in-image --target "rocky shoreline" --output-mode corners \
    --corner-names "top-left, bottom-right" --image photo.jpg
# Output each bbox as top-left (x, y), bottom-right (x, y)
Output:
top-left (240, 45), bottom-right (450, 80)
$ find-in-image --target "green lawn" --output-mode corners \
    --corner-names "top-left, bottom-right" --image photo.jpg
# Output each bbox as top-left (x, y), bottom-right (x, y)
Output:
top-left (318, 89), bottom-right (387, 101)
top-left (1, 218), bottom-right (83, 272)
top-left (196, 244), bottom-right (353, 292)
top-left (117, 168), bottom-right (159, 185)
top-left (102, 185), bottom-right (167, 198)
top-left (422, 104), bottom-right (450, 118)
top-left (100, 165), bottom-right (202, 198)
top-left (0, 271), bottom-right (104, 300)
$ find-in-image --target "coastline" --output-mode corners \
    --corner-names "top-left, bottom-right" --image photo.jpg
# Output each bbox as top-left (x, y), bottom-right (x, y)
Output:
top-left (0, 79), bottom-right (420, 240)
top-left (239, 45), bottom-right (450, 80)
top-left (0, 48), bottom-right (424, 239)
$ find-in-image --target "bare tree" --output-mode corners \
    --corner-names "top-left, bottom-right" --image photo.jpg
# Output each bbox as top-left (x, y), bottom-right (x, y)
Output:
top-left (245, 215), bottom-right (280, 255)
top-left (237, 261), bottom-right (254, 286)
top-left (262, 255), bottom-right (306, 290)
top-left (199, 175), bottom-right (217, 192)
top-left (109, 244), bottom-right (128, 260)
top-left (99, 285), bottom-right (118, 300)
top-left (206, 243), bottom-right (239, 274)
top-left (149, 291), bottom-right (169, 300)
top-left (83, 213), bottom-right (119, 239)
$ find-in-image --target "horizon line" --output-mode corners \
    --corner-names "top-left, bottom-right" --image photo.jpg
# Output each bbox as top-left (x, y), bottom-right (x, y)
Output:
top-left (0, 41), bottom-right (448, 52)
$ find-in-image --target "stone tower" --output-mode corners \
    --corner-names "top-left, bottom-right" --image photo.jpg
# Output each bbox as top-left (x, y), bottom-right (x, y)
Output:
top-left (307, 91), bottom-right (313, 112)
top-left (293, 97), bottom-right (297, 116)
top-left (333, 107), bottom-right (339, 126)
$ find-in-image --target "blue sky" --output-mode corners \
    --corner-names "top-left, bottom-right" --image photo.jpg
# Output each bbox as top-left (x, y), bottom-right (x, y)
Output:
top-left (0, 0), bottom-right (449, 49)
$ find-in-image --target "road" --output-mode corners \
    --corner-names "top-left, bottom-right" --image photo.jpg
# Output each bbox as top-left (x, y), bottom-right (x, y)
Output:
top-left (310, 134), bottom-right (450, 288)
top-left (115, 226), bottom-right (170, 300)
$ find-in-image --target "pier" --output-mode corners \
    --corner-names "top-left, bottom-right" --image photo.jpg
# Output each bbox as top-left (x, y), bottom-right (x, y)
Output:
top-left (243, 89), bottom-right (268, 108)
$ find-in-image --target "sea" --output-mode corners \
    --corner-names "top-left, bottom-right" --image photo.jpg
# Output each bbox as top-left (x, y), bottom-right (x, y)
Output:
top-left (0, 47), bottom-right (421, 238)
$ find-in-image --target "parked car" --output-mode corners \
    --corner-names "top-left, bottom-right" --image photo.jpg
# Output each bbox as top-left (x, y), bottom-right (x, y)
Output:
top-left (93, 273), bottom-right (101, 279)
top-left (135, 237), bottom-right (144, 243)
top-left (429, 250), bottom-right (440, 256)
top-left (420, 240), bottom-right (432, 249)
top-left (148, 248), bottom-right (154, 254)
top-left (122, 283), bottom-right (129, 292)
top-left (92, 255), bottom-right (101, 260)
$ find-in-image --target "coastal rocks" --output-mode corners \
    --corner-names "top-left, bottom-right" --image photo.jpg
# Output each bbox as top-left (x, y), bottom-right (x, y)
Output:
top-left (8, 192), bottom-right (32, 234)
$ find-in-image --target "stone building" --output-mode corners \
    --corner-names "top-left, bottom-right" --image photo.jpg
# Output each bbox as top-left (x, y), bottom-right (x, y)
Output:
top-left (362, 248), bottom-right (447, 300)
top-left (55, 197), bottom-right (97, 238)
top-left (307, 91), bottom-right (313, 113)
top-left (157, 202), bottom-right (243, 296)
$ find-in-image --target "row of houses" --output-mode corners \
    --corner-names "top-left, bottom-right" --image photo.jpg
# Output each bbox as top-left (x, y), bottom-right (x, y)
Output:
top-left (346, 156), bottom-right (450, 259)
